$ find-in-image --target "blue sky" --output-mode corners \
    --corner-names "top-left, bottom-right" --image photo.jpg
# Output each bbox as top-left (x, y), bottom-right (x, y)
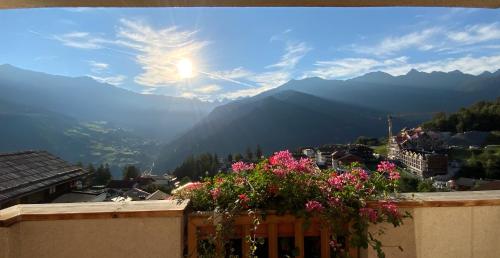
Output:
top-left (1, 7), bottom-right (500, 100)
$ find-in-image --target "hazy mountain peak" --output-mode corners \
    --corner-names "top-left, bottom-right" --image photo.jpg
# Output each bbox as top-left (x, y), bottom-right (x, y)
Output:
top-left (351, 71), bottom-right (393, 82)
top-left (406, 68), bottom-right (421, 75)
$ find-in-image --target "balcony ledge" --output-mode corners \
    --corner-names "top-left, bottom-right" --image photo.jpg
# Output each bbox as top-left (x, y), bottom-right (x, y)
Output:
top-left (2, 191), bottom-right (500, 227)
top-left (0, 200), bottom-right (189, 227)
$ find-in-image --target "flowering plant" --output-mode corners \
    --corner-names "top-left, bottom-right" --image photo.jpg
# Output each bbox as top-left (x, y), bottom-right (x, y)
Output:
top-left (174, 150), bottom-right (408, 257)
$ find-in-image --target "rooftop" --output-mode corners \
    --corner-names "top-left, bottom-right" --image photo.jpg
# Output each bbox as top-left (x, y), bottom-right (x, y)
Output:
top-left (0, 151), bottom-right (90, 204)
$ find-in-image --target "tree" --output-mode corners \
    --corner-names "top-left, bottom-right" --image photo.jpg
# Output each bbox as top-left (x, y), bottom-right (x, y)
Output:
top-left (417, 179), bottom-right (435, 192)
top-left (421, 98), bottom-right (500, 132)
top-left (87, 163), bottom-right (96, 174)
top-left (227, 154), bottom-right (233, 163)
top-left (398, 175), bottom-right (419, 192)
top-left (255, 145), bottom-right (263, 160)
top-left (355, 136), bottom-right (380, 146)
top-left (173, 153), bottom-right (221, 180)
top-left (234, 153), bottom-right (243, 162)
top-left (123, 165), bottom-right (140, 180)
top-left (246, 147), bottom-right (253, 161)
top-left (93, 164), bottom-right (111, 185)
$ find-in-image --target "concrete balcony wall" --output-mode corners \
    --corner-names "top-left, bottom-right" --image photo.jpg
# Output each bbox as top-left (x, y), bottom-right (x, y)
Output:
top-left (1, 191), bottom-right (500, 258)
top-left (362, 191), bottom-right (500, 258)
top-left (0, 201), bottom-right (189, 258)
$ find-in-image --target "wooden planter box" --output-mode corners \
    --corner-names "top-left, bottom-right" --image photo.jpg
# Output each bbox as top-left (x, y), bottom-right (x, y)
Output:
top-left (187, 212), bottom-right (359, 258)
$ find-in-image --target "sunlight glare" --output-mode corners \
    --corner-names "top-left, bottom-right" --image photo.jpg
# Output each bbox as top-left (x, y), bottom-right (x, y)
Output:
top-left (177, 58), bottom-right (194, 79)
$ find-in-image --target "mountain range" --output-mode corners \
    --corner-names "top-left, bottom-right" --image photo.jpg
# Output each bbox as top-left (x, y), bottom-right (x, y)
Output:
top-left (155, 69), bottom-right (500, 171)
top-left (1, 64), bottom-right (499, 173)
top-left (0, 64), bottom-right (217, 142)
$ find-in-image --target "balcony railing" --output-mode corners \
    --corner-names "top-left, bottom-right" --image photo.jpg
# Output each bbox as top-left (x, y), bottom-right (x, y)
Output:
top-left (1, 191), bottom-right (500, 258)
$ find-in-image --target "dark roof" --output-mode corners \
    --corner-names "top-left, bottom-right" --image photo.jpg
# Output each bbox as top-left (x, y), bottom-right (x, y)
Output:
top-left (134, 177), bottom-right (155, 186)
top-left (106, 180), bottom-right (137, 189)
top-left (474, 181), bottom-right (500, 191)
top-left (0, 150), bottom-right (90, 204)
top-left (336, 153), bottom-right (363, 163)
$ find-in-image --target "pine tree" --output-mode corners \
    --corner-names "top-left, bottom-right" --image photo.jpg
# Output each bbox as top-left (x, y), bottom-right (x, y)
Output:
top-left (123, 165), bottom-right (140, 180)
top-left (255, 145), bottom-right (263, 160)
top-left (234, 153), bottom-right (243, 162)
top-left (246, 147), bottom-right (253, 161)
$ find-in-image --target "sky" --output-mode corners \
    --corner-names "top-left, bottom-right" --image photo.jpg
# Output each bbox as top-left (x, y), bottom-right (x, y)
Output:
top-left (1, 7), bottom-right (500, 101)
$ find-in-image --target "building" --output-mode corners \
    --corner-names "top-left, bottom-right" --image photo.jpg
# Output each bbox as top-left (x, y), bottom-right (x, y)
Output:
top-left (399, 150), bottom-right (448, 177)
top-left (301, 148), bottom-right (315, 159)
top-left (0, 150), bottom-right (91, 209)
top-left (332, 153), bottom-right (364, 170)
top-left (387, 117), bottom-right (448, 178)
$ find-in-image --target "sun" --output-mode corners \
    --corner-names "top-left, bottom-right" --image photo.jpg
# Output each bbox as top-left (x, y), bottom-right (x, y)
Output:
top-left (177, 58), bottom-right (194, 79)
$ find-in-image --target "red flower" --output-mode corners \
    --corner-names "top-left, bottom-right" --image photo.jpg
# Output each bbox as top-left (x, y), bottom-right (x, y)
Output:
top-left (305, 200), bottom-right (324, 213)
top-left (238, 194), bottom-right (250, 208)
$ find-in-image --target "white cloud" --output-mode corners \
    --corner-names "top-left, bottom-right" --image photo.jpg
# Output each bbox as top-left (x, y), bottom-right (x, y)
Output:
top-left (193, 84), bottom-right (221, 94)
top-left (267, 41), bottom-right (312, 69)
top-left (398, 55), bottom-right (500, 75)
top-left (270, 28), bottom-right (293, 42)
top-left (221, 41), bottom-right (311, 99)
top-left (53, 32), bottom-right (107, 49)
top-left (447, 22), bottom-right (500, 45)
top-left (350, 22), bottom-right (500, 57)
top-left (353, 28), bottom-right (441, 56)
top-left (88, 60), bottom-right (109, 73)
top-left (54, 19), bottom-right (210, 90)
top-left (305, 54), bottom-right (500, 79)
top-left (209, 67), bottom-right (253, 80)
top-left (86, 60), bottom-right (125, 86)
top-left (88, 74), bottom-right (127, 86)
top-left (115, 19), bottom-right (210, 88)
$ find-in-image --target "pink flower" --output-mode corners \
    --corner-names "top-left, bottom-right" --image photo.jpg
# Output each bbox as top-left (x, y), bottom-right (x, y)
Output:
top-left (268, 150), bottom-right (315, 176)
top-left (186, 182), bottom-right (203, 190)
top-left (377, 161), bottom-right (396, 173)
top-left (305, 200), bottom-right (324, 213)
top-left (329, 240), bottom-right (342, 250)
top-left (210, 188), bottom-right (221, 200)
top-left (269, 150), bottom-right (295, 166)
top-left (232, 161), bottom-right (254, 173)
top-left (328, 172), bottom-right (359, 190)
top-left (295, 158), bottom-right (315, 173)
top-left (272, 167), bottom-right (288, 177)
top-left (328, 174), bottom-right (344, 190)
top-left (381, 202), bottom-right (400, 218)
top-left (353, 168), bottom-right (369, 181)
top-left (360, 207), bottom-right (378, 223)
top-left (389, 171), bottom-right (400, 180)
